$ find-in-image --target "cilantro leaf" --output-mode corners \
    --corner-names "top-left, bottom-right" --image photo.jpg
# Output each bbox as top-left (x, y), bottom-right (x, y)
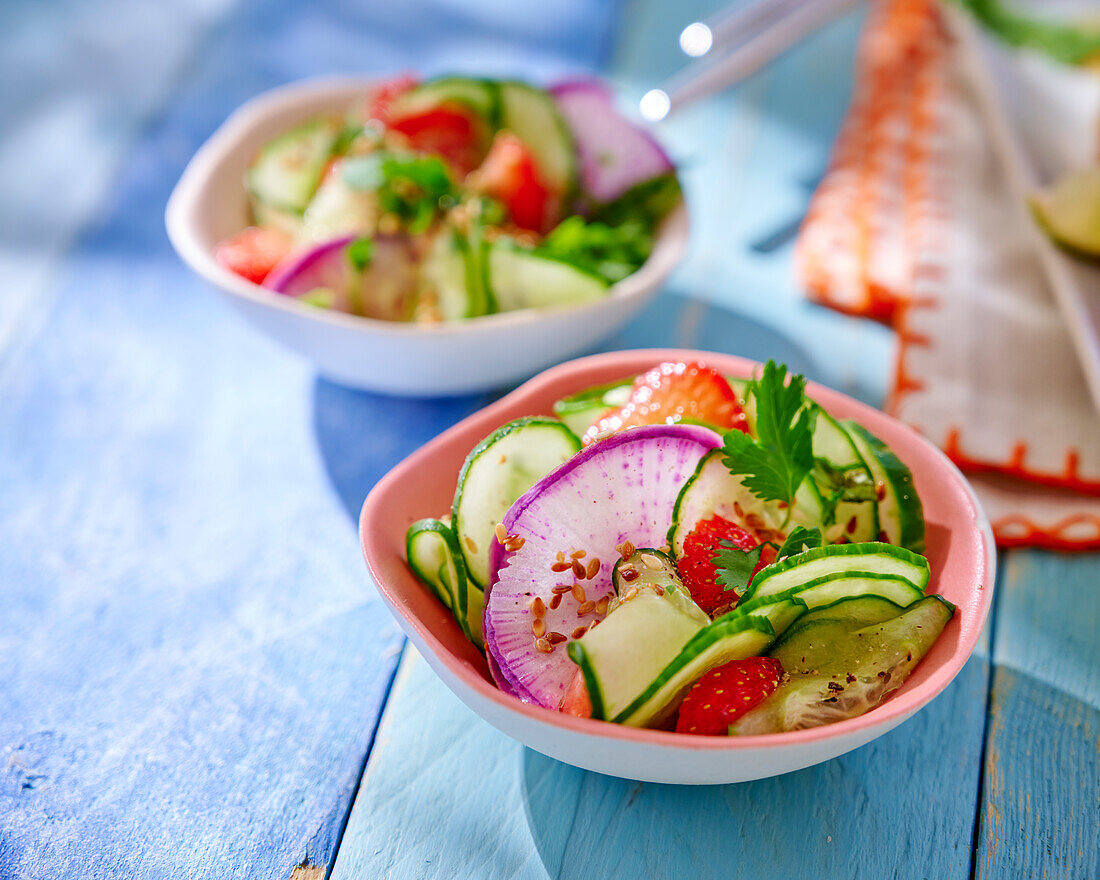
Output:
top-left (722, 361), bottom-right (815, 507)
top-left (816, 460), bottom-right (877, 503)
top-left (776, 526), bottom-right (823, 560)
top-left (712, 540), bottom-right (764, 595)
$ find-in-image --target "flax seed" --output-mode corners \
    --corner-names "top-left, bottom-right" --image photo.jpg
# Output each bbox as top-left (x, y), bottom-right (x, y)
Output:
top-left (549, 593), bottom-right (562, 610)
top-left (640, 553), bottom-right (662, 570)
top-left (555, 550), bottom-right (566, 563)
top-left (876, 481), bottom-right (887, 501)
top-left (532, 619), bottom-right (546, 638)
top-left (530, 596), bottom-right (546, 617)
top-left (653, 584), bottom-right (664, 596)
top-left (572, 559), bottom-right (586, 579)
top-left (571, 583), bottom-right (586, 603)
top-left (624, 587), bottom-right (639, 601)
top-left (570, 549), bottom-right (586, 559)
top-left (495, 523), bottom-right (508, 543)
top-left (734, 502), bottom-right (745, 518)
top-left (595, 596), bottom-right (609, 615)
top-left (745, 513), bottom-right (764, 530)
top-left (546, 631), bottom-right (567, 645)
top-left (551, 561), bottom-right (572, 572)
top-left (465, 535), bottom-right (478, 554)
top-left (585, 558), bottom-right (600, 579)
top-left (618, 540), bottom-right (636, 560)
top-left (590, 618), bottom-right (601, 629)
top-left (551, 585), bottom-right (572, 595)
top-left (619, 565), bottom-right (639, 582)
top-left (846, 516), bottom-right (858, 535)
top-left (578, 600), bottom-right (595, 615)
top-left (504, 536), bottom-right (525, 552)
top-left (571, 625), bottom-right (588, 639)
top-left (535, 638), bottom-right (552, 654)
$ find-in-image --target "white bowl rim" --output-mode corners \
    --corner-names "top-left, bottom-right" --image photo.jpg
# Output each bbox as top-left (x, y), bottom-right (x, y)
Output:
top-left (164, 74), bottom-right (689, 339)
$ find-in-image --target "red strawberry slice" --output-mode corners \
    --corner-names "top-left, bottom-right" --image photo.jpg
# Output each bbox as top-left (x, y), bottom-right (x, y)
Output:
top-left (472, 132), bottom-right (553, 232)
top-left (676, 515), bottom-right (777, 616)
top-left (582, 361), bottom-right (749, 445)
top-left (360, 74), bottom-right (418, 126)
top-left (388, 105), bottom-right (489, 178)
top-left (675, 656), bottom-right (784, 736)
top-left (214, 227), bottom-right (293, 285)
top-left (559, 668), bottom-right (592, 717)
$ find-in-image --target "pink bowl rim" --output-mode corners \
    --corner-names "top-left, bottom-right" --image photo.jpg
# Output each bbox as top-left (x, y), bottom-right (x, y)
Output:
top-left (359, 349), bottom-right (997, 751)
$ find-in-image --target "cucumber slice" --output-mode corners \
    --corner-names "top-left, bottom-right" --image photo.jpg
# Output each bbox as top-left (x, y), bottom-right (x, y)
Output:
top-left (247, 118), bottom-right (342, 214)
top-left (667, 449), bottom-right (826, 556)
top-left (487, 243), bottom-right (609, 312)
top-left (300, 163), bottom-right (380, 241)
top-left (742, 542), bottom-right (929, 606)
top-left (452, 417), bottom-right (581, 588)
top-left (252, 201), bottom-right (304, 238)
top-left (612, 614), bottom-right (776, 727)
top-left (420, 221), bottom-right (492, 320)
top-left (570, 550), bottom-right (708, 721)
top-left (498, 81), bottom-right (577, 199)
top-left (725, 596), bottom-right (807, 639)
top-left (782, 594), bottom-right (906, 635)
top-left (845, 422), bottom-right (926, 553)
top-left (552, 379), bottom-right (632, 437)
top-left (731, 596), bottom-right (954, 734)
top-left (405, 518), bottom-right (462, 610)
top-left (740, 572), bottom-right (924, 616)
top-left (390, 76), bottom-right (501, 127)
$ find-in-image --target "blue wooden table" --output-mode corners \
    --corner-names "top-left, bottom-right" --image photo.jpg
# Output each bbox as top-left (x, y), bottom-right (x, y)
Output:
top-left (1, 1), bottom-right (1096, 878)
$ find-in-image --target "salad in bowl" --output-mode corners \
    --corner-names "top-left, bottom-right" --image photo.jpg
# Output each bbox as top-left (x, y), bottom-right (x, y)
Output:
top-left (213, 75), bottom-right (681, 323)
top-left (403, 359), bottom-right (959, 737)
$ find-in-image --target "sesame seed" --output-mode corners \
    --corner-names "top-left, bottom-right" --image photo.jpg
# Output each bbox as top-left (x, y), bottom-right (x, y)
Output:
top-left (618, 540), bottom-right (636, 560)
top-left (570, 549), bottom-right (586, 559)
top-left (465, 536), bottom-right (478, 554)
top-left (555, 551), bottom-right (566, 563)
top-left (623, 587), bottom-right (639, 601)
top-left (640, 553), bottom-right (662, 570)
top-left (595, 596), bottom-right (609, 615)
top-left (532, 619), bottom-right (545, 638)
top-left (504, 535), bottom-right (525, 552)
top-left (546, 631), bottom-right (567, 645)
top-left (571, 583), bottom-right (586, 603)
top-left (535, 638), bottom-right (552, 654)
top-left (495, 523), bottom-right (508, 543)
top-left (571, 625), bottom-right (588, 639)
top-left (585, 558), bottom-right (600, 579)
top-left (578, 600), bottom-right (595, 615)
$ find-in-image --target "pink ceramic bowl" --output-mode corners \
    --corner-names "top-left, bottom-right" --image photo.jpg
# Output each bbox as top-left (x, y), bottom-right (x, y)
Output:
top-left (359, 349), bottom-right (996, 784)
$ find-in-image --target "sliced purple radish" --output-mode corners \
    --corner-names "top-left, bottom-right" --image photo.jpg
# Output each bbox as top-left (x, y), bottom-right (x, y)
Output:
top-left (550, 79), bottom-right (674, 205)
top-left (483, 424), bottom-right (720, 709)
top-left (264, 233), bottom-right (417, 320)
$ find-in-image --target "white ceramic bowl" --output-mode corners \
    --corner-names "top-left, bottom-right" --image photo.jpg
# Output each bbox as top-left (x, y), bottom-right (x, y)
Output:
top-left (165, 77), bottom-right (689, 396)
top-left (360, 350), bottom-right (997, 784)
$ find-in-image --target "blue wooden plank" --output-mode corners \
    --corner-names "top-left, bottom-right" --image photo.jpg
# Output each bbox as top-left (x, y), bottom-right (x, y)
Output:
top-left (332, 639), bottom-right (992, 880)
top-left (0, 0), bottom-right (620, 876)
top-left (975, 551), bottom-right (1100, 880)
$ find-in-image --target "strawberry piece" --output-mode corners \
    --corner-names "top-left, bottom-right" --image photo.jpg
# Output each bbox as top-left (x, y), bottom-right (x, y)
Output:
top-left (582, 361), bottom-right (749, 445)
top-left (559, 668), bottom-right (592, 717)
top-left (676, 515), bottom-right (777, 616)
top-left (388, 104), bottom-right (488, 178)
top-left (675, 656), bottom-right (784, 736)
top-left (472, 132), bottom-right (552, 232)
top-left (214, 227), bottom-right (293, 285)
top-left (361, 74), bottom-right (418, 126)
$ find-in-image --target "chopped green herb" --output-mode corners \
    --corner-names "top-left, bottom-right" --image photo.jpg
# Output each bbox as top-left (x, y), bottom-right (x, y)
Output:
top-left (712, 540), bottom-right (764, 595)
top-left (342, 151), bottom-right (456, 232)
top-left (777, 526), bottom-right (823, 560)
top-left (346, 237), bottom-right (374, 272)
top-left (298, 288), bottom-right (336, 309)
top-left (722, 361), bottom-right (815, 509)
top-left (537, 216), bottom-right (653, 283)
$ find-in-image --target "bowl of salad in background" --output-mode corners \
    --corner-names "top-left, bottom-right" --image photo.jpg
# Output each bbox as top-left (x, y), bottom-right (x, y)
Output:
top-left (166, 75), bottom-right (687, 395)
top-left (360, 349), bottom-right (995, 784)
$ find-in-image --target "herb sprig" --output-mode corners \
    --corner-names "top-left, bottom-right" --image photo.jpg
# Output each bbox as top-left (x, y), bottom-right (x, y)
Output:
top-left (721, 361), bottom-right (815, 513)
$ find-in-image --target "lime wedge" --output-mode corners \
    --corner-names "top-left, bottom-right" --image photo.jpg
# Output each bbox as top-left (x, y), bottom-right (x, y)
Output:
top-left (1032, 166), bottom-right (1100, 258)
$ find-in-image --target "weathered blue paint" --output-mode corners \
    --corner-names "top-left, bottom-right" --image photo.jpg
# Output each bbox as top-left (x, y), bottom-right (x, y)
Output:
top-left (0, 0), bottom-right (618, 877)
top-left (976, 551), bottom-right (1100, 880)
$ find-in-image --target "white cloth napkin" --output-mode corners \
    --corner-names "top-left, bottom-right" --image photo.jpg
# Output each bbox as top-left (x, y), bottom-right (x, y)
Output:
top-left (797, 0), bottom-right (1100, 549)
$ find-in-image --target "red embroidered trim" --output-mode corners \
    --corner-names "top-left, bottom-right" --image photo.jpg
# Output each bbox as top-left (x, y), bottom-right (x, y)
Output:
top-left (993, 513), bottom-right (1100, 551)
